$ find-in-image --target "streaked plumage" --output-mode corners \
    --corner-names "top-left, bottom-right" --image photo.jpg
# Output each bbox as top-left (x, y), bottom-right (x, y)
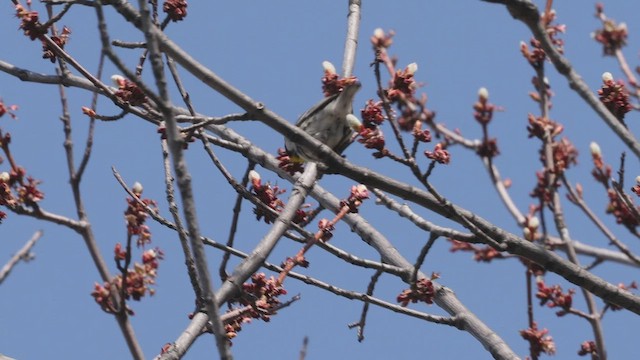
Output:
top-left (285, 81), bottom-right (361, 162)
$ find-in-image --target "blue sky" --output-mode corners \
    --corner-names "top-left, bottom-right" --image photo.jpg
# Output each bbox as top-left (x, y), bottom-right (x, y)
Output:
top-left (1, 1), bottom-right (640, 359)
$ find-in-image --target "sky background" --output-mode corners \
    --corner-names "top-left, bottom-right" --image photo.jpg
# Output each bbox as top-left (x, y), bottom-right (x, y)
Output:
top-left (1, 1), bottom-right (640, 359)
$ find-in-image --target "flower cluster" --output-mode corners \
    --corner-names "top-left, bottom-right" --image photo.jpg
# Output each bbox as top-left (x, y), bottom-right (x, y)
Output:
top-left (248, 170), bottom-right (311, 224)
top-left (519, 10), bottom-right (565, 69)
top-left (42, 26), bottom-right (71, 63)
top-left (0, 168), bottom-right (45, 209)
top-left (397, 277), bottom-right (437, 307)
top-left (526, 114), bottom-right (563, 140)
top-left (449, 239), bottom-right (503, 263)
top-left (239, 273), bottom-right (287, 321)
top-left (598, 72), bottom-right (632, 123)
top-left (605, 188), bottom-right (640, 230)
top-left (352, 108), bottom-right (388, 158)
top-left (473, 88), bottom-right (501, 158)
top-left (541, 10), bottom-right (566, 54)
top-left (387, 63), bottom-right (419, 102)
top-left (594, 4), bottom-right (627, 56)
top-left (321, 61), bottom-right (358, 97)
top-left (536, 280), bottom-right (575, 316)
top-left (424, 143), bottom-right (450, 164)
top-left (339, 184), bottom-right (369, 214)
top-left (371, 28), bottom-right (394, 50)
top-left (520, 39), bottom-right (546, 69)
top-left (530, 170), bottom-right (558, 205)
top-left (112, 75), bottom-right (147, 106)
top-left (248, 170), bottom-right (285, 223)
top-left (578, 340), bottom-right (597, 357)
top-left (0, 99), bottom-right (18, 119)
top-left (15, 5), bottom-right (46, 41)
top-left (163, 0), bottom-right (188, 22)
top-left (225, 273), bottom-right (287, 340)
top-left (544, 137), bottom-right (578, 175)
top-left (520, 322), bottom-right (556, 357)
top-left (124, 182), bottom-right (157, 247)
top-left (92, 247), bottom-right (164, 315)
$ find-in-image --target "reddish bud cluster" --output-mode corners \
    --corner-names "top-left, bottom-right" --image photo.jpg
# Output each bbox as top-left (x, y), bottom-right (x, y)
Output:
top-left (387, 65), bottom-right (418, 102)
top-left (371, 28), bottom-right (394, 50)
top-left (0, 167), bottom-right (45, 209)
top-left (361, 100), bottom-right (385, 127)
top-left (473, 93), bottom-right (496, 126)
top-left (115, 78), bottom-right (147, 106)
top-left (163, 0), bottom-right (188, 22)
top-left (397, 278), bottom-right (436, 306)
top-left (578, 340), bottom-right (598, 357)
top-left (225, 273), bottom-right (287, 340)
top-left (353, 100), bottom-right (392, 158)
top-left (545, 137), bottom-right (578, 174)
top-left (530, 170), bottom-right (558, 205)
top-left (605, 189), bottom-right (640, 230)
top-left (526, 114), bottom-right (563, 140)
top-left (593, 12), bottom-right (627, 56)
top-left (317, 218), bottom-right (335, 242)
top-left (424, 143), bottom-right (450, 164)
top-left (92, 248), bottom-right (164, 315)
top-left (15, 5), bottom-right (46, 41)
top-left (476, 138), bottom-right (499, 159)
top-left (536, 280), bottom-right (574, 316)
top-left (249, 173), bottom-right (286, 224)
top-left (520, 39), bottom-right (546, 68)
top-left (321, 70), bottom-right (357, 98)
top-left (124, 193), bottom-right (157, 247)
top-left (276, 148), bottom-right (304, 175)
top-left (449, 239), bottom-right (503, 263)
top-left (0, 99), bottom-right (18, 119)
top-left (356, 126), bottom-right (387, 158)
top-left (240, 273), bottom-right (287, 321)
top-left (520, 322), bottom-right (556, 357)
top-left (42, 26), bottom-right (71, 63)
top-left (339, 184), bottom-right (369, 214)
top-left (598, 78), bottom-right (632, 122)
top-left (541, 10), bottom-right (566, 54)
top-left (412, 120), bottom-right (432, 143)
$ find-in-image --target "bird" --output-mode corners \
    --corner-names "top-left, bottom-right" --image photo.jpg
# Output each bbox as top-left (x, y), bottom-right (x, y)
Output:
top-left (285, 80), bottom-right (361, 163)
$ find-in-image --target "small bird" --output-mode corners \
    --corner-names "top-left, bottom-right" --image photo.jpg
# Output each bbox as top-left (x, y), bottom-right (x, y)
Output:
top-left (285, 80), bottom-right (361, 163)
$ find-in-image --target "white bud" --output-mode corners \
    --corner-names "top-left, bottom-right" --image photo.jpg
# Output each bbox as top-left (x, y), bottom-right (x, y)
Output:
top-left (523, 227), bottom-right (531, 239)
top-left (519, 40), bottom-right (527, 48)
top-left (406, 62), bottom-right (418, 75)
top-left (346, 114), bottom-right (362, 131)
top-left (111, 74), bottom-right (125, 87)
top-left (602, 72), bottom-right (613, 82)
top-left (322, 61), bottom-right (336, 75)
top-left (132, 182), bottom-right (143, 194)
top-left (635, 175), bottom-right (640, 184)
top-left (373, 28), bottom-right (385, 38)
top-left (0, 172), bottom-right (9, 182)
top-left (478, 87), bottom-right (489, 101)
top-left (528, 216), bottom-right (540, 229)
top-left (248, 170), bottom-right (261, 182)
top-left (619, 22), bottom-right (627, 31)
top-left (589, 142), bottom-right (601, 156)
